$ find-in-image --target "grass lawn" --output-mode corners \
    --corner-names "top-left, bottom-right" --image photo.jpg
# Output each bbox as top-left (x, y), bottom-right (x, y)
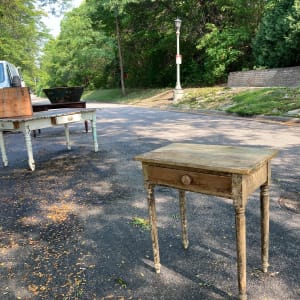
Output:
top-left (83, 88), bottom-right (169, 103)
top-left (82, 86), bottom-right (300, 117)
top-left (226, 87), bottom-right (300, 116)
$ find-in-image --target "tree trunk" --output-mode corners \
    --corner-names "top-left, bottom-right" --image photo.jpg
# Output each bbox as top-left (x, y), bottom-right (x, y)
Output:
top-left (115, 15), bottom-right (126, 96)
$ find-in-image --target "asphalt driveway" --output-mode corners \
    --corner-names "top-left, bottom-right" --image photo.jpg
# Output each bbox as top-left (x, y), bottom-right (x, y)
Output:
top-left (0, 103), bottom-right (299, 299)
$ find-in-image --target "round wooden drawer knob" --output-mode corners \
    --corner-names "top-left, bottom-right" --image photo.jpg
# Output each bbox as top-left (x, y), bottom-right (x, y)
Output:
top-left (181, 174), bottom-right (192, 185)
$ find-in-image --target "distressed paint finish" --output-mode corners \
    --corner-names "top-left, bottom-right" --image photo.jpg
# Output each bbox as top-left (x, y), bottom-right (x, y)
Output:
top-left (0, 130), bottom-right (7, 166)
top-left (232, 174), bottom-right (247, 300)
top-left (135, 143), bottom-right (278, 300)
top-left (64, 124), bottom-right (71, 150)
top-left (146, 183), bottom-right (161, 273)
top-left (0, 108), bottom-right (99, 170)
top-left (24, 125), bottom-right (35, 171)
top-left (261, 183), bottom-right (270, 272)
top-left (179, 190), bottom-right (189, 249)
top-left (91, 112), bottom-right (99, 152)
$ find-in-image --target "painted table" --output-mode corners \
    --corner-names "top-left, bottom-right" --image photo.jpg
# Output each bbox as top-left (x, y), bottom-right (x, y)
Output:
top-left (0, 108), bottom-right (98, 171)
top-left (135, 143), bottom-right (278, 300)
top-left (32, 102), bottom-right (88, 134)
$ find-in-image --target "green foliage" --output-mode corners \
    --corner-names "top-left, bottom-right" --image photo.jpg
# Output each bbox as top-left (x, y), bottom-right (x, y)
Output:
top-left (37, 5), bottom-right (115, 93)
top-left (0, 0), bottom-right (48, 88)
top-left (197, 24), bottom-right (251, 84)
top-left (5, 0), bottom-right (299, 91)
top-left (37, 0), bottom-right (271, 89)
top-left (130, 217), bottom-right (151, 231)
top-left (0, 0), bottom-right (72, 89)
top-left (115, 277), bottom-right (127, 288)
top-left (252, 0), bottom-right (300, 67)
top-left (37, 0), bottom-right (72, 16)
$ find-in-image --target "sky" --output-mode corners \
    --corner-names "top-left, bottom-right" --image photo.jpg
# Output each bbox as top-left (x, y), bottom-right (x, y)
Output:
top-left (42, 0), bottom-right (83, 36)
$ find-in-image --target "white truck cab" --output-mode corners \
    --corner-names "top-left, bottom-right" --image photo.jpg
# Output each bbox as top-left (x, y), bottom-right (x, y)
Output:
top-left (0, 60), bottom-right (25, 88)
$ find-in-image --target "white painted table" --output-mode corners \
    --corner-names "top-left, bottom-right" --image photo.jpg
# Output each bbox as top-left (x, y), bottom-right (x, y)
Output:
top-left (0, 108), bottom-right (99, 171)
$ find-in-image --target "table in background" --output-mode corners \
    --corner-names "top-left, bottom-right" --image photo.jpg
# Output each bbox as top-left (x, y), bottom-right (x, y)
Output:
top-left (0, 108), bottom-right (98, 171)
top-left (32, 101), bottom-right (88, 133)
top-left (135, 143), bottom-right (278, 300)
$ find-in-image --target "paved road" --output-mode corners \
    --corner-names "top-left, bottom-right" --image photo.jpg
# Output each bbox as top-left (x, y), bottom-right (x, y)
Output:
top-left (0, 103), bottom-right (299, 299)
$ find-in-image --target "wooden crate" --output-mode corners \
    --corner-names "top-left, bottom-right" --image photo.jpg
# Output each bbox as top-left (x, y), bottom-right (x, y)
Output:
top-left (0, 87), bottom-right (33, 118)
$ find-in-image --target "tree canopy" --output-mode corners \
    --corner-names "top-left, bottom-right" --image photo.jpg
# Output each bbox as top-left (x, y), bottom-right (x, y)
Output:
top-left (252, 0), bottom-right (300, 68)
top-left (0, 0), bottom-right (71, 87)
top-left (2, 0), bottom-right (300, 92)
top-left (37, 5), bottom-right (115, 93)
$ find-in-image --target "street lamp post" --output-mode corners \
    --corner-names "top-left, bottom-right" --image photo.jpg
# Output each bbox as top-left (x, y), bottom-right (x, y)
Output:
top-left (173, 17), bottom-right (183, 102)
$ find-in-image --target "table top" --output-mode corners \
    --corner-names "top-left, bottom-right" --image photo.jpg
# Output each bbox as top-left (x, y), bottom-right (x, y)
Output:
top-left (135, 143), bottom-right (278, 175)
top-left (0, 108), bottom-right (96, 123)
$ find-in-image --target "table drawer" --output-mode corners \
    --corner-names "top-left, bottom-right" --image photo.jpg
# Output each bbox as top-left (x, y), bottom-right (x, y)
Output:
top-left (51, 113), bottom-right (82, 125)
top-left (144, 165), bottom-right (232, 197)
top-left (0, 122), bottom-right (15, 130)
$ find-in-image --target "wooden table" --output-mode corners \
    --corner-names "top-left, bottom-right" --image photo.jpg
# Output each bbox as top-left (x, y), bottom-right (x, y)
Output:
top-left (0, 108), bottom-right (98, 171)
top-left (135, 143), bottom-right (278, 300)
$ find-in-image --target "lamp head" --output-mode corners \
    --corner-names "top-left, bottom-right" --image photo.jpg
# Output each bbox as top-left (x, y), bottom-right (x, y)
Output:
top-left (174, 17), bottom-right (182, 31)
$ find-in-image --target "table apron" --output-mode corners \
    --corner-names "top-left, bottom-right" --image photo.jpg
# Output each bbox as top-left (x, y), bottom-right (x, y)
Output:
top-left (51, 113), bottom-right (82, 125)
top-left (0, 111), bottom-right (95, 132)
top-left (240, 162), bottom-right (269, 199)
top-left (143, 163), bottom-right (268, 200)
top-left (0, 122), bottom-right (15, 130)
top-left (143, 164), bottom-right (232, 197)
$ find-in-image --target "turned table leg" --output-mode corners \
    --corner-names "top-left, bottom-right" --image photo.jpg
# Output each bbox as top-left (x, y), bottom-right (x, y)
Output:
top-left (146, 183), bottom-right (161, 273)
top-left (84, 120), bottom-right (89, 133)
top-left (91, 115), bottom-right (99, 152)
top-left (0, 131), bottom-right (8, 167)
top-left (235, 206), bottom-right (247, 300)
top-left (260, 183), bottom-right (270, 273)
top-left (64, 124), bottom-right (71, 150)
top-left (179, 190), bottom-right (189, 249)
top-left (24, 126), bottom-right (35, 171)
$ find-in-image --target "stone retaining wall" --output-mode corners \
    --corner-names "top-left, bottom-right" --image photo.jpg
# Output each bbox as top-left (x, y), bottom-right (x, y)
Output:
top-left (227, 66), bottom-right (300, 87)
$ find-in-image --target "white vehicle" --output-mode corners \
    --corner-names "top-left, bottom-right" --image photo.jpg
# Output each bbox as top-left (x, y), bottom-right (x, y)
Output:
top-left (0, 60), bottom-right (25, 88)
